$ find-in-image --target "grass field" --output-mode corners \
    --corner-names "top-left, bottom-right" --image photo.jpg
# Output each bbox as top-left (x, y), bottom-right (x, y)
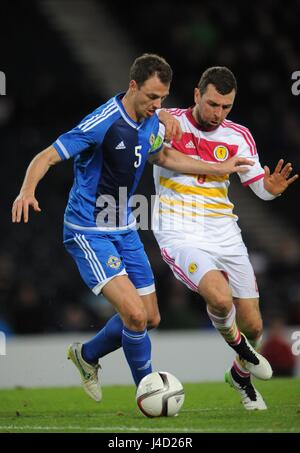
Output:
top-left (0, 378), bottom-right (299, 433)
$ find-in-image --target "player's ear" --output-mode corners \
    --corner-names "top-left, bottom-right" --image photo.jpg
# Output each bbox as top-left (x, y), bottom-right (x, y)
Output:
top-left (194, 87), bottom-right (201, 103)
top-left (129, 80), bottom-right (138, 92)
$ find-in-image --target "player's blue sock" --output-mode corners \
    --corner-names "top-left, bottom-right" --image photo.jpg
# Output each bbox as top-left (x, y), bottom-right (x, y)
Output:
top-left (82, 313), bottom-right (123, 363)
top-left (122, 326), bottom-right (152, 386)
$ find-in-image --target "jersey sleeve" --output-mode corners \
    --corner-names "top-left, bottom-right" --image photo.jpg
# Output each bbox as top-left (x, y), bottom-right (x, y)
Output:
top-left (149, 122), bottom-right (165, 155)
top-left (237, 130), bottom-right (265, 186)
top-left (52, 108), bottom-right (117, 160)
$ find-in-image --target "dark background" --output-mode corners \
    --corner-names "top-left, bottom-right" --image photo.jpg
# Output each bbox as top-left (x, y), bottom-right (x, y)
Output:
top-left (1, 0), bottom-right (299, 336)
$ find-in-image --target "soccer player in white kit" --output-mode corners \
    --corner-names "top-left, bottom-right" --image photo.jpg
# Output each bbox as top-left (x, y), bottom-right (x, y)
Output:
top-left (152, 67), bottom-right (298, 410)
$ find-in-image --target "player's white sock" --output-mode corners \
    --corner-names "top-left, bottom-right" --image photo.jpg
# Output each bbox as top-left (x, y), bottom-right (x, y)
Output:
top-left (207, 304), bottom-right (241, 345)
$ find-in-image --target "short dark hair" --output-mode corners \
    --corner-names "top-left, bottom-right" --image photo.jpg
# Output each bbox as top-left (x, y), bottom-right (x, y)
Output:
top-left (198, 66), bottom-right (237, 95)
top-left (129, 53), bottom-right (173, 87)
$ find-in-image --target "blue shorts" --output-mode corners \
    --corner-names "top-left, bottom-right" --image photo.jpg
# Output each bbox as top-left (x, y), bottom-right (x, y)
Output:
top-left (63, 225), bottom-right (155, 295)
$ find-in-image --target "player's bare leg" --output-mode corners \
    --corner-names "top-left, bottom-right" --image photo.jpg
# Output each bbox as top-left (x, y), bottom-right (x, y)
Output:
top-left (141, 292), bottom-right (161, 330)
top-left (102, 275), bottom-right (148, 331)
top-left (198, 270), bottom-right (272, 380)
top-left (234, 298), bottom-right (263, 345)
top-left (225, 297), bottom-right (267, 410)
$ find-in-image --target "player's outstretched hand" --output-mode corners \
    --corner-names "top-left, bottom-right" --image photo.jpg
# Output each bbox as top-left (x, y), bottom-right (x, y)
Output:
top-left (158, 109), bottom-right (182, 142)
top-left (263, 159), bottom-right (299, 195)
top-left (217, 156), bottom-right (255, 175)
top-left (12, 193), bottom-right (41, 223)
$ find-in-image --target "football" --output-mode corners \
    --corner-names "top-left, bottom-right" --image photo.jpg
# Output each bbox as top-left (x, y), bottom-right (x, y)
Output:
top-left (136, 371), bottom-right (185, 417)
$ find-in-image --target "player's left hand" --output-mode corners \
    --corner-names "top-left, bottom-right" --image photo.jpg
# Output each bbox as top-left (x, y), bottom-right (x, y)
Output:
top-left (216, 155), bottom-right (255, 175)
top-left (263, 159), bottom-right (299, 195)
top-left (158, 109), bottom-right (182, 142)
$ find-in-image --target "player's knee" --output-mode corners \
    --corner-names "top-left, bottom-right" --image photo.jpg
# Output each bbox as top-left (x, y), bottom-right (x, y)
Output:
top-left (126, 307), bottom-right (148, 331)
top-left (208, 295), bottom-right (232, 317)
top-left (147, 313), bottom-right (161, 330)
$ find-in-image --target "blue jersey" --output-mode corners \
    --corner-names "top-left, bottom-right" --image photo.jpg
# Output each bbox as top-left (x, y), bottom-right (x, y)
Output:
top-left (53, 93), bottom-right (165, 231)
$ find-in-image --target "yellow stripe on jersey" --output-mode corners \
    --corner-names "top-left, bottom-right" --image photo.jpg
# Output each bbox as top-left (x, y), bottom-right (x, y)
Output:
top-left (159, 196), bottom-right (234, 210)
top-left (201, 213), bottom-right (237, 218)
top-left (159, 177), bottom-right (228, 198)
top-left (159, 208), bottom-right (197, 217)
top-left (159, 209), bottom-right (237, 218)
top-left (186, 174), bottom-right (229, 183)
top-left (205, 174), bottom-right (229, 182)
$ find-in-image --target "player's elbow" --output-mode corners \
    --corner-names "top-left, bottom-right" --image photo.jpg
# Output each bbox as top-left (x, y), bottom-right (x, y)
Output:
top-left (41, 146), bottom-right (62, 167)
top-left (154, 148), bottom-right (170, 168)
top-left (149, 152), bottom-right (166, 167)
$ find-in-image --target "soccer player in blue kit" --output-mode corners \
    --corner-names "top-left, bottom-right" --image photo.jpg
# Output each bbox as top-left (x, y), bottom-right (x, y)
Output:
top-left (12, 54), bottom-right (253, 402)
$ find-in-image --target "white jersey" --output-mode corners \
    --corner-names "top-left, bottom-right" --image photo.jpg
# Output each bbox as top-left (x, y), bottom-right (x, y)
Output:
top-left (153, 108), bottom-right (265, 248)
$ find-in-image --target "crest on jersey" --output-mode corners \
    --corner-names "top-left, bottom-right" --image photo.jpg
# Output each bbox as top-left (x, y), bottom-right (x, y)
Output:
top-left (213, 145), bottom-right (229, 161)
top-left (188, 262), bottom-right (198, 274)
top-left (149, 133), bottom-right (155, 146)
top-left (150, 134), bottom-right (163, 152)
top-left (107, 255), bottom-right (121, 269)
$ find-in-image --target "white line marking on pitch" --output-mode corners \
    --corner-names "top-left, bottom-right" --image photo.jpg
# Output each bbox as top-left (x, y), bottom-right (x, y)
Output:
top-left (0, 426), bottom-right (299, 433)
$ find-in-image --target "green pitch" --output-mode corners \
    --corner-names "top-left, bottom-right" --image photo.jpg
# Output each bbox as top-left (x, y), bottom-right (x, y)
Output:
top-left (0, 378), bottom-right (299, 433)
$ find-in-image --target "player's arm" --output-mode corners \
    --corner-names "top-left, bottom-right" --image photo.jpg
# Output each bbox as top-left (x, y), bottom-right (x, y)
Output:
top-left (248, 159), bottom-right (299, 200)
top-left (12, 145), bottom-right (62, 223)
top-left (148, 145), bottom-right (254, 176)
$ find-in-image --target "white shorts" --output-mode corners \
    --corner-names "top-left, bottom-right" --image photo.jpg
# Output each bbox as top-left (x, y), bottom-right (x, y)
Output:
top-left (161, 242), bottom-right (259, 299)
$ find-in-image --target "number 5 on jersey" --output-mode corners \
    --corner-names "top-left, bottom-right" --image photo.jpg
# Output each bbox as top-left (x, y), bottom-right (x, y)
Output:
top-left (134, 145), bottom-right (142, 168)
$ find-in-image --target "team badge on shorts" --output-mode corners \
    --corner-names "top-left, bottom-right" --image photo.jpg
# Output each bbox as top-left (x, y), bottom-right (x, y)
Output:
top-left (188, 262), bottom-right (198, 274)
top-left (213, 145), bottom-right (229, 161)
top-left (107, 255), bottom-right (121, 269)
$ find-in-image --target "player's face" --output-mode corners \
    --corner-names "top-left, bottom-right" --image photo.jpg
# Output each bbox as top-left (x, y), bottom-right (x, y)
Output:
top-left (193, 84), bottom-right (235, 130)
top-left (131, 76), bottom-right (170, 121)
